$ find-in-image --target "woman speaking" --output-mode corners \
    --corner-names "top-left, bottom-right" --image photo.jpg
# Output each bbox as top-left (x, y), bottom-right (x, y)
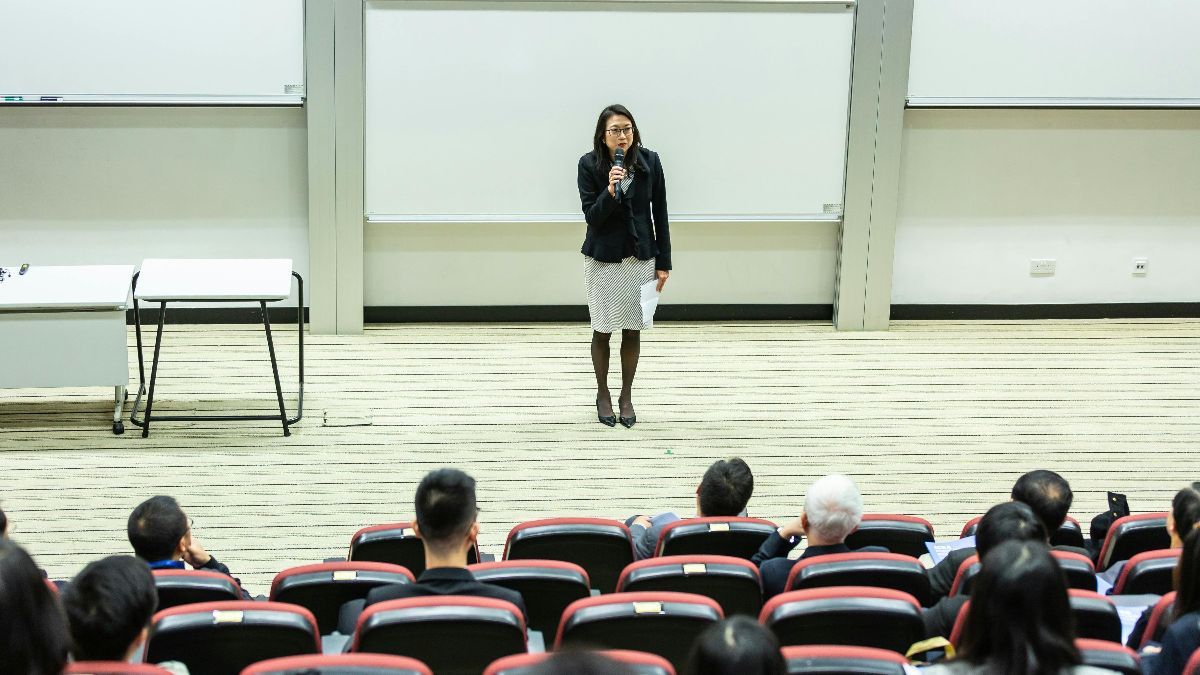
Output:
top-left (577, 104), bottom-right (671, 428)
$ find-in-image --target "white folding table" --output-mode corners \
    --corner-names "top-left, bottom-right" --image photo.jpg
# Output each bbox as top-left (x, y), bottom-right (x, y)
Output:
top-left (0, 264), bottom-right (134, 434)
top-left (129, 258), bottom-right (304, 437)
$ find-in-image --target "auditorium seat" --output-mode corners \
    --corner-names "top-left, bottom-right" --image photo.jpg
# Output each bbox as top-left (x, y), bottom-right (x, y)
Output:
top-left (653, 517), bottom-right (777, 559)
top-left (555, 591), bottom-right (723, 671)
top-left (268, 561), bottom-right (415, 635)
top-left (784, 552), bottom-right (932, 607)
top-left (66, 664), bottom-right (174, 675)
top-left (152, 569), bottom-right (243, 610)
top-left (844, 514), bottom-right (935, 559)
top-left (617, 555), bottom-right (763, 617)
top-left (960, 514), bottom-right (1086, 549)
top-left (240, 654), bottom-right (433, 675)
top-left (349, 522), bottom-right (479, 576)
top-left (469, 559), bottom-right (591, 636)
top-left (759, 587), bottom-right (923, 654)
top-left (780, 645), bottom-right (909, 674)
top-left (484, 650), bottom-right (675, 675)
top-left (1051, 550), bottom-right (1099, 592)
top-left (1069, 590), bottom-right (1123, 643)
top-left (948, 555), bottom-right (980, 597)
top-left (1139, 592), bottom-right (1176, 648)
top-left (1111, 548), bottom-right (1180, 595)
top-left (503, 517), bottom-right (634, 593)
top-left (145, 601), bottom-right (320, 675)
top-left (1075, 639), bottom-right (1141, 675)
top-left (351, 596), bottom-right (526, 675)
top-left (1097, 513), bottom-right (1170, 570)
top-left (1184, 646), bottom-right (1200, 675)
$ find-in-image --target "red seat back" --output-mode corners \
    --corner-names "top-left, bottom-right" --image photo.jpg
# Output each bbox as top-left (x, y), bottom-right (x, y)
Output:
top-left (484, 650), bottom-right (675, 675)
top-left (780, 645), bottom-right (909, 674)
top-left (1112, 549), bottom-right (1180, 595)
top-left (66, 664), bottom-right (175, 675)
top-left (1139, 591), bottom-right (1176, 648)
top-left (1068, 589), bottom-right (1122, 643)
top-left (146, 601), bottom-right (320, 675)
top-left (268, 561), bottom-right (415, 634)
top-left (785, 552), bottom-right (932, 606)
top-left (844, 514), bottom-right (935, 559)
top-left (654, 517), bottom-right (777, 560)
top-left (617, 554), bottom-right (763, 617)
top-left (759, 586), bottom-right (923, 654)
top-left (1075, 638), bottom-right (1141, 675)
top-left (349, 522), bottom-right (479, 576)
top-left (1097, 513), bottom-right (1170, 570)
top-left (152, 568), bottom-right (243, 610)
top-left (503, 517), bottom-right (633, 593)
top-left (240, 653), bottom-right (433, 675)
top-left (469, 559), bottom-right (591, 636)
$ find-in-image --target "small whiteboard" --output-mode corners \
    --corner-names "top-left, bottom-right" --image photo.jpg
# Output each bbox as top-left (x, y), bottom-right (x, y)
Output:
top-left (908, 0), bottom-right (1200, 107)
top-left (364, 1), bottom-right (855, 222)
top-left (0, 0), bottom-right (306, 105)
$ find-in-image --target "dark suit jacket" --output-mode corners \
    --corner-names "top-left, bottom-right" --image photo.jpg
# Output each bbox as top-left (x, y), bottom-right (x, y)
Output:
top-left (577, 147), bottom-right (671, 270)
top-left (928, 543), bottom-right (1092, 601)
top-left (753, 532), bottom-right (853, 599)
top-left (336, 567), bottom-right (527, 635)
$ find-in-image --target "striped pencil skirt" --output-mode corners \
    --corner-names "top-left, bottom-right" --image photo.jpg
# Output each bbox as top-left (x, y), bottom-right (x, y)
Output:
top-left (584, 255), bottom-right (655, 333)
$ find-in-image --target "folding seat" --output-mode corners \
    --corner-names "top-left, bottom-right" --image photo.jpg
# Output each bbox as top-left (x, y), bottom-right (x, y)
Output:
top-left (780, 645), bottom-right (909, 674)
top-left (351, 596), bottom-right (526, 675)
top-left (844, 514), bottom-right (935, 559)
top-left (785, 552), bottom-right (932, 607)
top-left (1097, 513), bottom-right (1170, 571)
top-left (269, 561), bottom-right (415, 635)
top-left (947, 555), bottom-right (980, 597)
top-left (240, 653), bottom-right (433, 675)
top-left (1111, 549), bottom-right (1180, 596)
top-left (145, 601), bottom-right (320, 675)
top-left (1051, 550), bottom-right (1099, 591)
top-left (484, 650), bottom-right (675, 675)
top-left (66, 665), bottom-right (175, 675)
top-left (1074, 638), bottom-right (1141, 675)
top-left (1185, 647), bottom-right (1200, 675)
top-left (349, 522), bottom-right (479, 576)
top-left (960, 514), bottom-right (1086, 549)
top-left (1138, 591), bottom-right (1176, 648)
top-left (617, 555), bottom-right (763, 617)
top-left (152, 569), bottom-right (243, 611)
top-left (1068, 590), bottom-right (1122, 643)
top-left (555, 591), bottom-right (723, 671)
top-left (469, 559), bottom-right (592, 636)
top-left (759, 587), bottom-right (924, 654)
top-left (503, 517), bottom-right (634, 593)
top-left (654, 517), bottom-right (778, 560)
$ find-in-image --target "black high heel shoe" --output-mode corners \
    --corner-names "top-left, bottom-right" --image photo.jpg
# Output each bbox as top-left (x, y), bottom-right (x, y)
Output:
top-left (618, 395), bottom-right (636, 428)
top-left (596, 397), bottom-right (617, 427)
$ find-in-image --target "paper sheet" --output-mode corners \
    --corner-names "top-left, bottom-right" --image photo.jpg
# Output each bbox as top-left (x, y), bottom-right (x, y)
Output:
top-left (640, 278), bottom-right (660, 327)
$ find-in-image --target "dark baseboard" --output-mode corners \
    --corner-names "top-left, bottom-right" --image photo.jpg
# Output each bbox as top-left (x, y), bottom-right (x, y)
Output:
top-left (364, 304), bottom-right (833, 323)
top-left (891, 303), bottom-right (1200, 320)
top-left (126, 307), bottom-right (307, 325)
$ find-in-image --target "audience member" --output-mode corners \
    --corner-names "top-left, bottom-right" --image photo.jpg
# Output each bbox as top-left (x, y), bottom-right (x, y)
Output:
top-left (684, 616), bottom-right (786, 675)
top-left (0, 538), bottom-right (69, 675)
top-left (1141, 529), bottom-right (1200, 675)
top-left (751, 474), bottom-right (876, 598)
top-left (922, 501), bottom-right (1047, 639)
top-left (525, 651), bottom-right (638, 674)
top-left (61, 555), bottom-right (158, 662)
top-left (337, 468), bottom-right (526, 634)
top-left (922, 540), bottom-right (1110, 675)
top-left (127, 495), bottom-right (246, 596)
top-left (928, 469), bottom-right (1081, 599)
top-left (1123, 483), bottom-right (1200, 647)
top-left (627, 457), bottom-right (755, 560)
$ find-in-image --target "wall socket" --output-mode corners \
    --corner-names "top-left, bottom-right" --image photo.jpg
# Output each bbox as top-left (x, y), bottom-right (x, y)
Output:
top-left (1030, 259), bottom-right (1056, 275)
top-left (1133, 258), bottom-right (1148, 276)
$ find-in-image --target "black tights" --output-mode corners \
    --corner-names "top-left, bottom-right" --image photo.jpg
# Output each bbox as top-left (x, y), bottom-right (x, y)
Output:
top-left (592, 329), bottom-right (640, 417)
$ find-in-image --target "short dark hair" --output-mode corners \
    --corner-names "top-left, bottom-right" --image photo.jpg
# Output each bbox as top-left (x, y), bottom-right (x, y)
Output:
top-left (0, 539), bottom-right (70, 675)
top-left (528, 650), bottom-right (638, 675)
top-left (698, 458), bottom-right (754, 517)
top-left (62, 555), bottom-right (158, 661)
top-left (414, 469), bottom-right (477, 554)
top-left (1011, 470), bottom-right (1073, 534)
top-left (958, 540), bottom-right (1080, 675)
top-left (976, 502), bottom-right (1048, 558)
top-left (127, 496), bottom-right (188, 562)
top-left (1175, 528), bottom-right (1200, 619)
top-left (684, 616), bottom-right (785, 675)
top-left (1171, 482), bottom-right (1200, 540)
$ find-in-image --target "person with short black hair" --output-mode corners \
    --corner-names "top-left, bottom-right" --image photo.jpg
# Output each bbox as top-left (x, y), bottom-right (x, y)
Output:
top-left (336, 468), bottom-right (525, 634)
top-left (684, 616), bottom-right (786, 675)
top-left (127, 495), bottom-right (245, 594)
top-left (626, 458), bottom-right (754, 560)
top-left (0, 538), bottom-right (70, 675)
top-left (61, 555), bottom-right (158, 662)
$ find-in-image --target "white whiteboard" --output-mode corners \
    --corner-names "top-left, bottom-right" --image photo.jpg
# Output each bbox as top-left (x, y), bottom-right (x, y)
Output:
top-left (365, 1), bottom-right (855, 222)
top-left (908, 0), bottom-right (1200, 107)
top-left (0, 0), bottom-right (305, 105)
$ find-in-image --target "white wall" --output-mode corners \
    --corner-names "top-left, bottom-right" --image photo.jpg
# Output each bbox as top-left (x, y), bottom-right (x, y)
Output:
top-left (0, 107), bottom-right (308, 305)
top-left (364, 221), bottom-right (838, 306)
top-left (893, 109), bottom-right (1200, 304)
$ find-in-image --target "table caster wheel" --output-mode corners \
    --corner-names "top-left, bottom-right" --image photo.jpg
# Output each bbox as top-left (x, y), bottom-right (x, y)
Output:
top-left (113, 421), bottom-right (125, 435)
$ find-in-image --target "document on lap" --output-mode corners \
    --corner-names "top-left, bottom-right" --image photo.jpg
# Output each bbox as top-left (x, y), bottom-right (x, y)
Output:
top-left (926, 536), bottom-right (976, 564)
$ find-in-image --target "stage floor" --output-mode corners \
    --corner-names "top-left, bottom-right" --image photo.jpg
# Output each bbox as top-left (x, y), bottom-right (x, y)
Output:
top-left (1, 319), bottom-right (1197, 592)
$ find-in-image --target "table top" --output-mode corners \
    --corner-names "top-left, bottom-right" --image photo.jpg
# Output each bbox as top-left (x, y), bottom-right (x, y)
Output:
top-left (135, 259), bottom-right (293, 301)
top-left (0, 264), bottom-right (135, 310)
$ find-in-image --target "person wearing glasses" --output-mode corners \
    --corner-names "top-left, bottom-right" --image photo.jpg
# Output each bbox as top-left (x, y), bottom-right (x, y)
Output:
top-left (577, 104), bottom-right (671, 428)
top-left (126, 495), bottom-right (249, 598)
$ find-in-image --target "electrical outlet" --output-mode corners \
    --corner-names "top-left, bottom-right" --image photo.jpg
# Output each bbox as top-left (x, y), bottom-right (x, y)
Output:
top-left (1133, 258), bottom-right (1148, 276)
top-left (1030, 259), bottom-right (1056, 275)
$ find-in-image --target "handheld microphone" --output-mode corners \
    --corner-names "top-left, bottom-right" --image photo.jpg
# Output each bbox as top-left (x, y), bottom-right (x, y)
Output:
top-left (613, 147), bottom-right (625, 201)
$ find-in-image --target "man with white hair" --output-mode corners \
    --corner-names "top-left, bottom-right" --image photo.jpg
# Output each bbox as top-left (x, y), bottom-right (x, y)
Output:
top-left (751, 474), bottom-right (870, 599)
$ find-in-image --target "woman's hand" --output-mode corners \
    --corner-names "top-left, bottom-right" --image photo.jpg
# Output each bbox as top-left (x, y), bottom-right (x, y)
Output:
top-left (655, 270), bottom-right (669, 292)
top-left (607, 165), bottom-right (626, 197)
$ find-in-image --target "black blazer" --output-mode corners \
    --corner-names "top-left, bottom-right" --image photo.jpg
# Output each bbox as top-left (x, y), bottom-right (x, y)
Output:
top-left (335, 567), bottom-right (527, 634)
top-left (577, 147), bottom-right (672, 270)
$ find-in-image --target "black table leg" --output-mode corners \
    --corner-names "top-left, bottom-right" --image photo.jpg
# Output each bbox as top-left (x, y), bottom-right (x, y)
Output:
top-left (142, 301), bottom-right (167, 438)
top-left (262, 300), bottom-right (290, 437)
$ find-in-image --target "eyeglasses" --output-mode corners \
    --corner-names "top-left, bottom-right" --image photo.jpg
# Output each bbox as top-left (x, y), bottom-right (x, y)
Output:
top-left (606, 126), bottom-right (634, 137)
